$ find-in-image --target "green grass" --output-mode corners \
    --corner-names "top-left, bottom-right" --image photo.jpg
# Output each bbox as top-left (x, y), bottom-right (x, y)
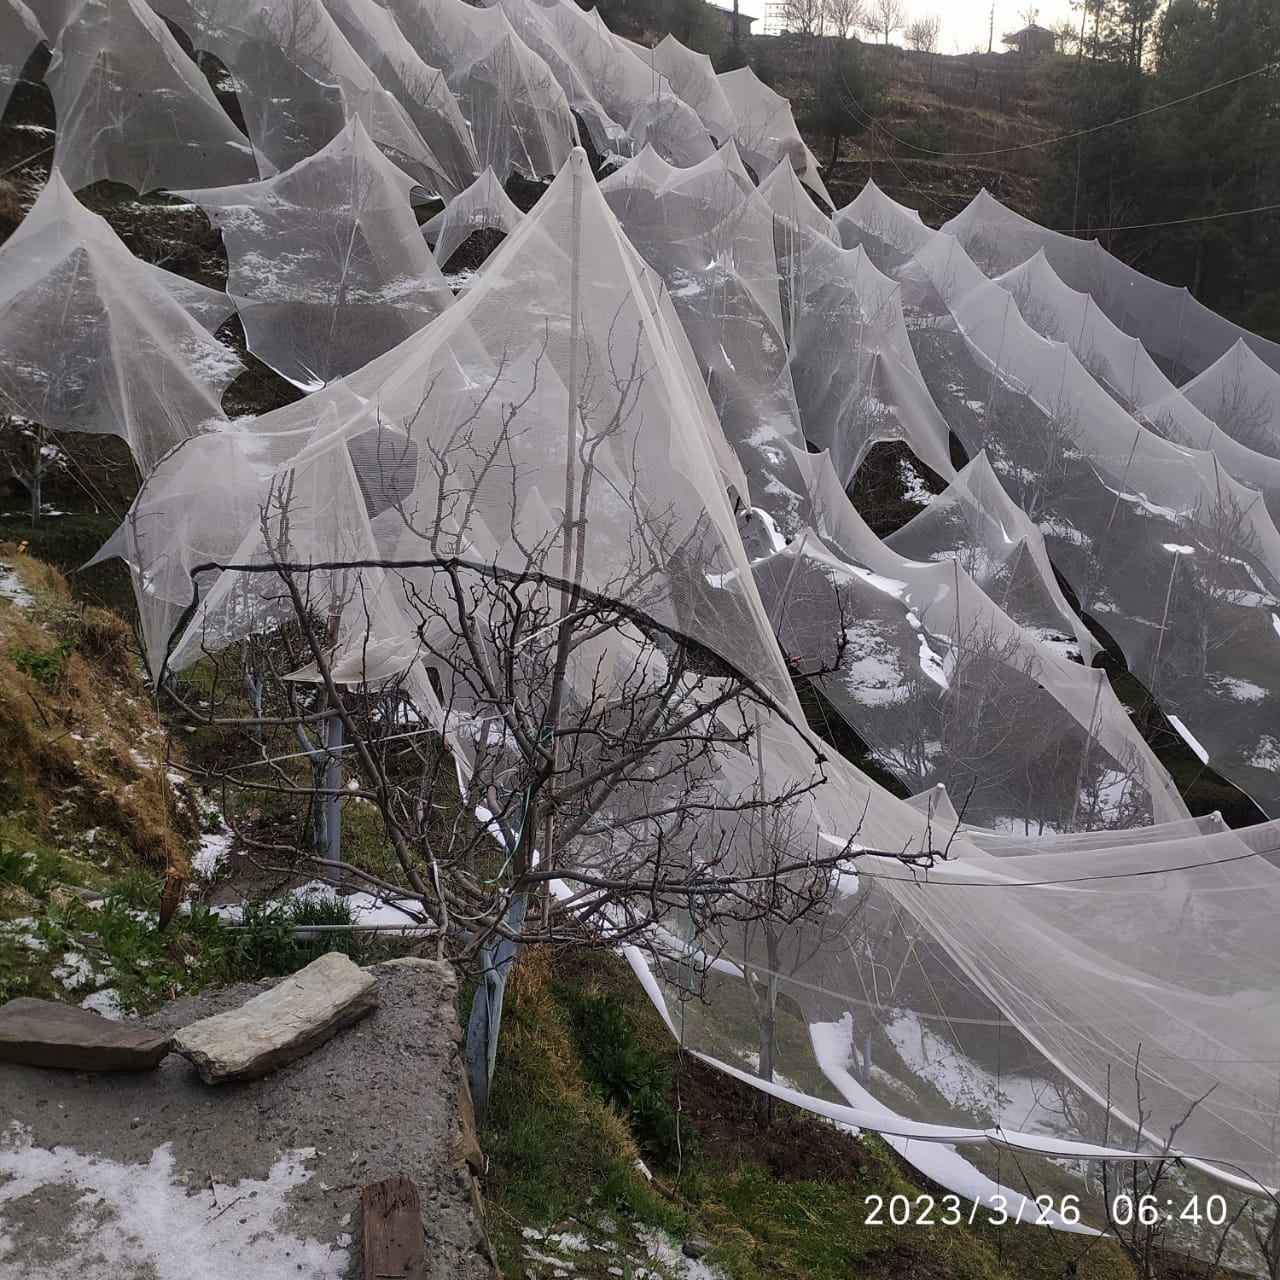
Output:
top-left (0, 858), bottom-right (406, 1014)
top-left (478, 947), bottom-right (1142, 1280)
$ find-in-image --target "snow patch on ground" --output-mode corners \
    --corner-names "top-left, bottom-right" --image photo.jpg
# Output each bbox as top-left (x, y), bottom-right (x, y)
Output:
top-left (192, 829), bottom-right (234, 878)
top-left (0, 1124), bottom-right (347, 1280)
top-left (520, 1219), bottom-right (730, 1279)
top-left (0, 565), bottom-right (34, 609)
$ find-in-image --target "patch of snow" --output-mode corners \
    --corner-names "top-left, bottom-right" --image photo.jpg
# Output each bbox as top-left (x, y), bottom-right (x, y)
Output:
top-left (0, 565), bottom-right (34, 608)
top-left (633, 1225), bottom-right (730, 1278)
top-left (80, 988), bottom-right (123, 1020)
top-left (52, 951), bottom-right (96, 991)
top-left (1218, 676), bottom-right (1268, 703)
top-left (898, 458), bottom-right (934, 506)
top-left (0, 1125), bottom-right (347, 1279)
top-left (193, 829), bottom-right (234, 877)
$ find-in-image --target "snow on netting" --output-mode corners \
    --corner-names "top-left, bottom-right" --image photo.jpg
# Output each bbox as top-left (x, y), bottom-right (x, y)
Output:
top-left (380, 0), bottom-right (575, 180)
top-left (840, 181), bottom-right (1280, 821)
top-left (944, 188), bottom-right (1280, 382)
top-left (0, 0), bottom-right (44, 119)
top-left (181, 118), bottom-right (454, 390)
top-left (0, 172), bottom-right (240, 470)
top-left (45, 0), bottom-right (256, 192)
top-left (422, 165), bottom-right (524, 269)
top-left (152, 0), bottom-right (451, 188)
top-left (884, 450), bottom-right (1101, 665)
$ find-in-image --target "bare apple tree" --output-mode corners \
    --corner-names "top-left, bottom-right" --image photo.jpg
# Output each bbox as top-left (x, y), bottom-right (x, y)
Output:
top-left (158, 326), bottom-right (937, 1116)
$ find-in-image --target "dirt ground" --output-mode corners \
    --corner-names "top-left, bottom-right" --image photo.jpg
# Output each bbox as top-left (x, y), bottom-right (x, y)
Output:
top-left (0, 958), bottom-right (496, 1280)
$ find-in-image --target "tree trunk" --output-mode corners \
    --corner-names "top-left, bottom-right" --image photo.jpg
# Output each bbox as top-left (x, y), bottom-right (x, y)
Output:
top-left (754, 1003), bottom-right (775, 1128)
top-left (828, 128), bottom-right (841, 173)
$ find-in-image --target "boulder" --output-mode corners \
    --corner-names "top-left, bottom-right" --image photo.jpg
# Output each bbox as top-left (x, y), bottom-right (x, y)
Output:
top-left (171, 951), bottom-right (378, 1083)
top-left (0, 997), bottom-right (170, 1070)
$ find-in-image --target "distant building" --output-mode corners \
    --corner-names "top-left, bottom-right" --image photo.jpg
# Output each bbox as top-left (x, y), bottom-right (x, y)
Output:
top-left (1001, 23), bottom-right (1057, 56)
top-left (706, 2), bottom-right (756, 39)
top-left (760, 0), bottom-right (785, 36)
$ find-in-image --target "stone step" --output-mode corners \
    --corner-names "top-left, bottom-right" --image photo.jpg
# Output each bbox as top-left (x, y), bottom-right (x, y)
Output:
top-left (0, 997), bottom-right (171, 1070)
top-left (171, 951), bottom-right (379, 1083)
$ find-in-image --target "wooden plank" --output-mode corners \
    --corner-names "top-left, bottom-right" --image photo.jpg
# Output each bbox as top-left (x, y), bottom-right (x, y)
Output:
top-left (362, 1177), bottom-right (426, 1280)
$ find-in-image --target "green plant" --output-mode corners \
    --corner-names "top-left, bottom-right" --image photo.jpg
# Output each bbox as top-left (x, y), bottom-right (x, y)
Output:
top-left (567, 991), bottom-right (685, 1167)
top-left (10, 635), bottom-right (75, 686)
top-left (0, 841), bottom-right (66, 893)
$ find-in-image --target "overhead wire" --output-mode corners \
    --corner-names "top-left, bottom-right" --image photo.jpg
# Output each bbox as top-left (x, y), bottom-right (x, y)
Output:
top-left (837, 56), bottom-right (1280, 159)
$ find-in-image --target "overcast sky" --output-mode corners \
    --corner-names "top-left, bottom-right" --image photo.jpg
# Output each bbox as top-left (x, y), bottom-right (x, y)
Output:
top-left (742, 0), bottom-right (1080, 54)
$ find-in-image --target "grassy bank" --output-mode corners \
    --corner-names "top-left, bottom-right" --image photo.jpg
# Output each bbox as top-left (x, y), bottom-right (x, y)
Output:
top-left (479, 946), bottom-right (1141, 1280)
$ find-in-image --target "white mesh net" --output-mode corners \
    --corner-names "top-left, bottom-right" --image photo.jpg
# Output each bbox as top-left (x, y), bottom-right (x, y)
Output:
top-left (0, 0), bottom-right (44, 119)
top-left (422, 164), bottom-right (524, 269)
top-left (46, 0), bottom-right (256, 192)
top-left (840, 180), bottom-right (1280, 821)
top-left (0, 171), bottom-right (240, 469)
top-left (180, 117), bottom-right (454, 390)
top-left (380, 0), bottom-right (576, 180)
top-left (945, 188), bottom-right (1280, 381)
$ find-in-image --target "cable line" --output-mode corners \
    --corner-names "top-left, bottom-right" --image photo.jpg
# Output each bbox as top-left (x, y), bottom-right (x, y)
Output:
top-left (838, 57), bottom-right (1279, 158)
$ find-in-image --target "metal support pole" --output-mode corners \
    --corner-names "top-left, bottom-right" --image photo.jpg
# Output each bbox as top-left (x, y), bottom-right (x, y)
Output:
top-left (325, 708), bottom-right (343, 885)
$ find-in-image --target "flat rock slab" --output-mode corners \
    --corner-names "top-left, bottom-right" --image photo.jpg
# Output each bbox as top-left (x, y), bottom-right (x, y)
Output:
top-left (0, 958), bottom-right (495, 1280)
top-left (0, 997), bottom-right (170, 1071)
top-left (172, 951), bottom-right (378, 1083)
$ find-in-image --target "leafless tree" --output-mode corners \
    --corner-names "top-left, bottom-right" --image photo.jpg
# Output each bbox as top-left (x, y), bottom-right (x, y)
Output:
top-left (160, 334), bottom-right (936, 1118)
top-left (780, 0), bottom-right (826, 37)
top-left (822, 0), bottom-right (864, 40)
top-left (860, 0), bottom-right (906, 43)
top-left (904, 13), bottom-right (940, 52)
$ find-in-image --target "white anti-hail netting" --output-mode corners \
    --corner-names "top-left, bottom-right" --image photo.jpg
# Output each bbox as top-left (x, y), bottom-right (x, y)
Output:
top-left (0, 0), bottom-right (44, 119)
top-left (763, 162), bottom-right (957, 485)
top-left (98, 157), bottom-right (1280, 1219)
top-left (482, 0), bottom-right (714, 168)
top-left (422, 164), bottom-right (524, 269)
top-left (0, 170), bottom-right (240, 469)
top-left (839, 180), bottom-right (1280, 821)
top-left (885, 450), bottom-right (1102, 665)
top-left (45, 0), bottom-right (256, 193)
top-left (760, 443), bottom-right (1187, 832)
top-left (620, 31), bottom-right (735, 146)
top-left (319, 0), bottom-right (479, 199)
top-left (379, 0), bottom-right (575, 181)
top-left (151, 0), bottom-right (456, 192)
top-left (5, 0), bottom-right (1280, 1241)
top-left (600, 149), bottom-right (957, 518)
top-left (599, 143), bottom-right (807, 508)
top-left (1182, 337), bottom-right (1280, 460)
top-left (995, 248), bottom-right (1280, 524)
top-left (180, 117), bottom-right (454, 391)
top-left (944, 187), bottom-right (1280, 382)
top-left (716, 64), bottom-right (831, 208)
